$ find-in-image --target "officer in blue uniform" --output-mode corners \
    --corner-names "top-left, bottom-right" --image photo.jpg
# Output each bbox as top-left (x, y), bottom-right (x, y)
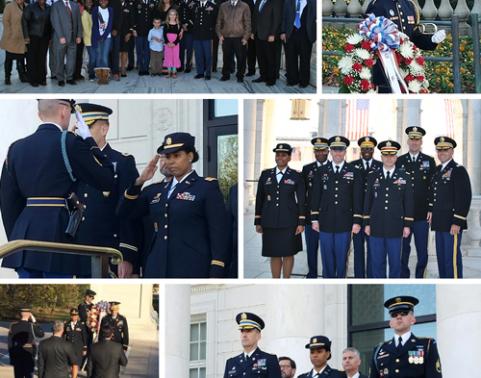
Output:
top-left (350, 136), bottom-right (382, 278)
top-left (370, 296), bottom-right (442, 378)
top-left (255, 143), bottom-right (306, 278)
top-left (192, 0), bottom-right (218, 80)
top-left (428, 136), bottom-right (472, 279)
top-left (363, 140), bottom-right (414, 278)
top-left (78, 289), bottom-right (96, 368)
top-left (100, 301), bottom-right (129, 351)
top-left (302, 137), bottom-right (329, 278)
top-left (73, 103), bottom-right (140, 278)
top-left (310, 136), bottom-right (363, 279)
top-left (223, 312), bottom-right (281, 378)
top-left (0, 99), bottom-right (114, 278)
top-left (396, 127), bottom-right (436, 278)
top-left (365, 0), bottom-right (445, 93)
top-left (298, 336), bottom-right (343, 378)
top-left (131, 0), bottom-right (157, 75)
top-left (118, 132), bottom-right (229, 278)
top-left (64, 308), bottom-right (88, 368)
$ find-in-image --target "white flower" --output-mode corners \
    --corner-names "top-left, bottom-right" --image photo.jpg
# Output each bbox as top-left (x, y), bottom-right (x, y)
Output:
top-left (409, 61), bottom-right (424, 75)
top-left (347, 34), bottom-right (363, 45)
top-left (399, 42), bottom-right (414, 59)
top-left (354, 48), bottom-right (371, 60)
top-left (338, 56), bottom-right (354, 75)
top-left (408, 80), bottom-right (422, 93)
top-left (360, 67), bottom-right (372, 80)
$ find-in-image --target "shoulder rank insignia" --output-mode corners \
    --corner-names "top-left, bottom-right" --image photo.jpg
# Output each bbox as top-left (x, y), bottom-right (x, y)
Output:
top-left (205, 177), bottom-right (217, 181)
top-left (122, 152), bottom-right (131, 157)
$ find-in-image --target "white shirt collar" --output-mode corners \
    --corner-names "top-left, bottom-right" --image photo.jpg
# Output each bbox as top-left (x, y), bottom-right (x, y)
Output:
top-left (347, 373), bottom-right (360, 378)
top-left (276, 166), bottom-right (287, 175)
top-left (394, 331), bottom-right (412, 346)
top-left (316, 160), bottom-right (328, 167)
top-left (312, 366), bottom-right (326, 376)
top-left (98, 142), bottom-right (108, 151)
top-left (172, 170), bottom-right (194, 187)
top-left (410, 152), bottom-right (419, 161)
top-left (383, 167), bottom-right (395, 177)
top-left (244, 348), bottom-right (256, 358)
top-left (332, 161), bottom-right (344, 172)
top-left (441, 159), bottom-right (452, 170)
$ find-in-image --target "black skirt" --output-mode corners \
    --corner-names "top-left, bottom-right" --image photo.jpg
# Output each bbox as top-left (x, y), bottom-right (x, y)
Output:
top-left (262, 227), bottom-right (302, 257)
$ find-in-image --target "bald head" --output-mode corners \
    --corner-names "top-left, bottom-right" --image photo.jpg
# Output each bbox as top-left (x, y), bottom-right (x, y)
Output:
top-left (37, 100), bottom-right (71, 129)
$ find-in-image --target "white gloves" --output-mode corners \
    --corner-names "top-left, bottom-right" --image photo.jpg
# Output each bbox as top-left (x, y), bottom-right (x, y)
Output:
top-left (75, 110), bottom-right (92, 140)
top-left (432, 29), bottom-right (446, 44)
top-left (30, 314), bottom-right (36, 323)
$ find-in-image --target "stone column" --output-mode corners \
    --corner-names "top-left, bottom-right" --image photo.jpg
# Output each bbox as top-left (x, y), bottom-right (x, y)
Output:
top-left (466, 100), bottom-right (481, 196)
top-left (244, 100), bottom-right (258, 204)
top-left (262, 285), bottom-right (348, 374)
top-left (436, 285), bottom-right (481, 376)
top-left (165, 285), bottom-right (191, 377)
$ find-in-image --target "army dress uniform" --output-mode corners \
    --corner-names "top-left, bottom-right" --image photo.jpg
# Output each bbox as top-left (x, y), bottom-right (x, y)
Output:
top-left (118, 132), bottom-right (229, 278)
top-left (365, 0), bottom-right (439, 93)
top-left (396, 127), bottom-right (436, 279)
top-left (64, 316), bottom-right (88, 366)
top-left (297, 366), bottom-right (343, 378)
top-left (179, 0), bottom-right (195, 71)
top-left (301, 137), bottom-right (329, 278)
top-left (429, 137), bottom-right (472, 279)
top-left (192, 0), bottom-right (218, 77)
top-left (131, 0), bottom-right (157, 74)
top-left (255, 144), bottom-right (306, 257)
top-left (363, 141), bottom-right (414, 278)
top-left (298, 336), bottom-right (343, 378)
top-left (8, 316), bottom-right (45, 378)
top-left (100, 313), bottom-right (129, 351)
top-left (350, 136), bottom-right (383, 278)
top-left (0, 100), bottom-right (114, 278)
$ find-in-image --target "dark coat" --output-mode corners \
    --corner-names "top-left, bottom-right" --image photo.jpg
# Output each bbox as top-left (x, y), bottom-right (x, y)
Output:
top-left (281, 0), bottom-right (316, 42)
top-left (191, 0), bottom-right (217, 40)
top-left (87, 340), bottom-right (128, 378)
top-left (38, 336), bottom-right (77, 378)
top-left (252, 0), bottom-right (282, 40)
top-left (22, 2), bottom-right (52, 39)
top-left (223, 347), bottom-right (281, 378)
top-left (91, 6), bottom-right (114, 47)
top-left (8, 320), bottom-right (44, 368)
top-left (100, 314), bottom-right (129, 349)
top-left (301, 160), bottom-right (328, 223)
top-left (131, 0), bottom-right (157, 36)
top-left (297, 365), bottom-right (344, 378)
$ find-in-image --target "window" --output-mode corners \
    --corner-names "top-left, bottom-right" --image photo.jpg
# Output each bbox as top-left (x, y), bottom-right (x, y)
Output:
top-left (348, 285), bottom-right (436, 374)
top-left (189, 315), bottom-right (207, 378)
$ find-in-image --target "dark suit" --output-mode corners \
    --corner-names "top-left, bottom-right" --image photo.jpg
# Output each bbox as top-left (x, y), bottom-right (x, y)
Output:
top-left (0, 124), bottom-right (114, 277)
top-left (396, 152), bottom-right (436, 278)
top-left (344, 374), bottom-right (368, 378)
top-left (223, 347), bottom-right (281, 378)
top-left (281, 0), bottom-right (316, 86)
top-left (370, 334), bottom-right (442, 378)
top-left (297, 366), bottom-right (344, 378)
top-left (252, 0), bottom-right (282, 84)
top-left (87, 340), bottom-right (128, 378)
top-left (38, 336), bottom-right (77, 378)
top-left (350, 158), bottom-right (382, 278)
top-left (244, 0), bottom-right (257, 74)
top-left (428, 159), bottom-right (472, 278)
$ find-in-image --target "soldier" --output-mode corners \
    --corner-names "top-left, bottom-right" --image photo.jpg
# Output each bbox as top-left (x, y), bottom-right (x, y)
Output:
top-left (365, 0), bottom-right (446, 93)
top-left (87, 326), bottom-right (128, 377)
top-left (8, 307), bottom-right (45, 378)
top-left (310, 136), bottom-right (363, 279)
top-left (179, 0), bottom-right (195, 72)
top-left (0, 99), bottom-right (114, 278)
top-left (363, 140), bottom-right (414, 278)
top-left (73, 103), bottom-right (140, 279)
top-left (192, 0), bottom-right (218, 80)
top-left (100, 302), bottom-right (129, 351)
top-left (118, 132), bottom-right (229, 278)
top-left (78, 288), bottom-right (96, 368)
top-left (428, 136), bottom-right (472, 279)
top-left (64, 308), bottom-right (89, 369)
top-left (351, 136), bottom-right (382, 278)
top-left (131, 0), bottom-right (157, 75)
top-left (38, 321), bottom-right (78, 378)
top-left (370, 296), bottom-right (442, 378)
top-left (223, 312), bottom-right (281, 378)
top-left (302, 137), bottom-right (329, 278)
top-left (396, 127), bottom-right (436, 279)
top-left (298, 335), bottom-right (343, 378)
top-left (255, 143), bottom-right (305, 279)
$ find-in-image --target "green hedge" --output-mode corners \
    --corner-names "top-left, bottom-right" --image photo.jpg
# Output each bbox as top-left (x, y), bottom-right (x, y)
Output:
top-left (322, 25), bottom-right (476, 93)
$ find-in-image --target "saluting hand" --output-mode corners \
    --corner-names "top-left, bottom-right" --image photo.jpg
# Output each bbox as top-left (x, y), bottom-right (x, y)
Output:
top-left (118, 261), bottom-right (134, 278)
top-left (352, 224), bottom-right (361, 234)
top-left (135, 155), bottom-right (160, 186)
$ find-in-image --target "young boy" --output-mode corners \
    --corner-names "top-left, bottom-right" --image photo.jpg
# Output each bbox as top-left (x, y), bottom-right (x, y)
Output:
top-left (147, 18), bottom-right (164, 76)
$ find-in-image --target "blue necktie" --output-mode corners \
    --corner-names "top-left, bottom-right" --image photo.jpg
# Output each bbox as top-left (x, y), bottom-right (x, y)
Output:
top-left (294, 0), bottom-right (301, 29)
top-left (167, 181), bottom-right (177, 198)
top-left (259, 0), bottom-right (267, 12)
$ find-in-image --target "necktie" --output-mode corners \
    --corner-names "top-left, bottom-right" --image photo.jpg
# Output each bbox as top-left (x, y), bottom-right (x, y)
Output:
top-left (397, 336), bottom-right (403, 351)
top-left (386, 171), bottom-right (391, 180)
top-left (335, 165), bottom-right (340, 174)
top-left (294, 0), bottom-right (301, 29)
top-left (365, 161), bottom-right (370, 171)
top-left (276, 171), bottom-right (283, 183)
top-left (245, 354), bottom-right (251, 364)
top-left (64, 0), bottom-right (72, 14)
top-left (167, 181), bottom-right (177, 198)
top-left (259, 0), bottom-right (267, 12)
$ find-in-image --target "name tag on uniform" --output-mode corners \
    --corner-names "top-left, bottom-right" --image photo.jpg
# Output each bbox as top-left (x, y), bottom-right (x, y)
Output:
top-left (206, 6), bottom-right (214, 11)
top-left (177, 192), bottom-right (196, 201)
top-left (283, 179), bottom-right (295, 185)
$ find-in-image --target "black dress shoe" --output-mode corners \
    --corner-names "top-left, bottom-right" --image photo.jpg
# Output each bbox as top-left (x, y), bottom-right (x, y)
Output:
top-left (266, 80), bottom-right (276, 86)
top-left (30, 82), bottom-right (39, 87)
top-left (5, 78), bottom-right (11, 85)
top-left (58, 80), bottom-right (65, 86)
top-left (121, 73), bottom-right (127, 77)
top-left (185, 67), bottom-right (192, 73)
top-left (51, 75), bottom-right (57, 80)
top-left (286, 81), bottom-right (298, 86)
top-left (252, 77), bottom-right (264, 83)
top-left (237, 77), bottom-right (244, 83)
top-left (75, 75), bottom-right (85, 80)
top-left (220, 76), bottom-right (229, 81)
top-left (246, 71), bottom-right (255, 77)
top-left (67, 79), bottom-right (77, 85)
top-left (194, 74), bottom-right (204, 79)
top-left (127, 66), bottom-right (134, 71)
top-left (40, 80), bottom-right (47, 86)
top-left (205, 75), bottom-right (211, 80)
top-left (299, 83), bottom-right (309, 88)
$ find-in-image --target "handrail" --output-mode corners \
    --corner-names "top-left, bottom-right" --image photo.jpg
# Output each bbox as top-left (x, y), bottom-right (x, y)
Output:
top-left (0, 240), bottom-right (123, 278)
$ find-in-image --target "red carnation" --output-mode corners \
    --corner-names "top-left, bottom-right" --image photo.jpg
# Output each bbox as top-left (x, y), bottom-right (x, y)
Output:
top-left (344, 43), bottom-right (354, 53)
top-left (405, 74), bottom-right (415, 82)
top-left (352, 62), bottom-right (363, 72)
top-left (395, 53), bottom-right (402, 65)
top-left (361, 40), bottom-right (371, 50)
top-left (364, 58), bottom-right (375, 68)
top-left (416, 56), bottom-right (425, 65)
top-left (416, 75), bottom-right (425, 81)
top-left (343, 76), bottom-right (355, 86)
top-left (360, 79), bottom-right (371, 91)
top-left (404, 57), bottom-right (413, 65)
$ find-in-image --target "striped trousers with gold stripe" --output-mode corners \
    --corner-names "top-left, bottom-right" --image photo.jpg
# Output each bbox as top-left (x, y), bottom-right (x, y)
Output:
top-left (435, 231), bottom-right (463, 278)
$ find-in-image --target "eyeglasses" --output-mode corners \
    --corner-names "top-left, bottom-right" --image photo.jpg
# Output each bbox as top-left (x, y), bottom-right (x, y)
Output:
top-left (390, 311), bottom-right (409, 318)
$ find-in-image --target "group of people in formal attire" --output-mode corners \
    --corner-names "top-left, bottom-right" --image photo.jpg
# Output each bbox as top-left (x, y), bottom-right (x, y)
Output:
top-left (0, 0), bottom-right (316, 87)
top-left (0, 99), bottom-right (237, 279)
top-left (254, 126), bottom-right (472, 279)
top-left (224, 296), bottom-right (442, 378)
top-left (7, 289), bottom-right (129, 378)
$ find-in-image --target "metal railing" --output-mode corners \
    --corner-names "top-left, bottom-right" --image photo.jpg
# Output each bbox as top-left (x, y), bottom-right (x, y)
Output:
top-left (0, 240), bottom-right (123, 278)
top-left (322, 16), bottom-right (462, 92)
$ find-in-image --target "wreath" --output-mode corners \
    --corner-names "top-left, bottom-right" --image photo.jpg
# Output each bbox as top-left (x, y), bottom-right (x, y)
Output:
top-left (338, 14), bottom-right (429, 94)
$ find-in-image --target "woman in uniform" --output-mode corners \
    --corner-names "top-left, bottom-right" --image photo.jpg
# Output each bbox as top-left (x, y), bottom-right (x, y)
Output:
top-left (118, 132), bottom-right (229, 278)
top-left (255, 143), bottom-right (305, 278)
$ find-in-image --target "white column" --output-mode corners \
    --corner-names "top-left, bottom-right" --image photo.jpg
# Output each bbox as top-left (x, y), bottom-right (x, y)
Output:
top-left (262, 285), bottom-right (348, 374)
top-left (436, 285), bottom-right (481, 377)
top-left (165, 285), bottom-right (191, 377)
top-left (244, 100), bottom-right (258, 203)
top-left (466, 100), bottom-right (481, 195)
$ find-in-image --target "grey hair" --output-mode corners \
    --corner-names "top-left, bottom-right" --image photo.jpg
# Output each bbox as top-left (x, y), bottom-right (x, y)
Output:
top-left (38, 100), bottom-right (63, 118)
top-left (342, 347), bottom-right (361, 358)
top-left (52, 320), bottom-right (64, 333)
